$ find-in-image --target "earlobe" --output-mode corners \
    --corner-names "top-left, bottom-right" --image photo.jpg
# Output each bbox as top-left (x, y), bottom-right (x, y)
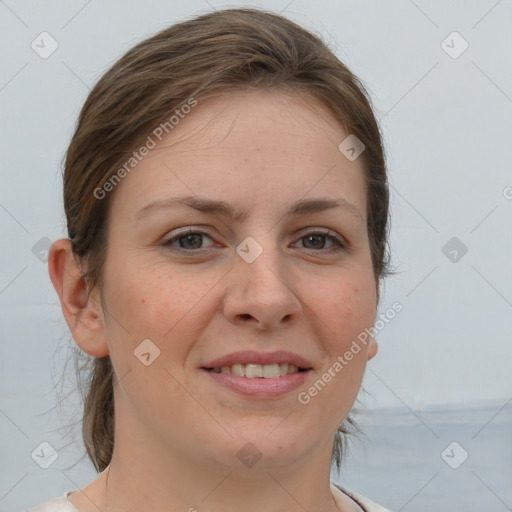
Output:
top-left (48, 238), bottom-right (109, 357)
top-left (367, 336), bottom-right (378, 361)
top-left (368, 282), bottom-right (380, 361)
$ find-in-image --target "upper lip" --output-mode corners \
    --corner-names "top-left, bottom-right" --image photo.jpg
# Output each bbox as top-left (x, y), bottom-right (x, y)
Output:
top-left (202, 350), bottom-right (313, 369)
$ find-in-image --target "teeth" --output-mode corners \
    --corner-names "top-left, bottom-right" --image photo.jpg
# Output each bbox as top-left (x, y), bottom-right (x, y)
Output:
top-left (263, 364), bottom-right (280, 378)
top-left (232, 363), bottom-right (244, 376)
top-left (209, 363), bottom-right (304, 378)
top-left (246, 364), bottom-right (263, 378)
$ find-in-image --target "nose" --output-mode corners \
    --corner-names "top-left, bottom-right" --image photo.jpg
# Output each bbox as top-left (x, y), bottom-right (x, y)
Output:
top-left (222, 241), bottom-right (302, 331)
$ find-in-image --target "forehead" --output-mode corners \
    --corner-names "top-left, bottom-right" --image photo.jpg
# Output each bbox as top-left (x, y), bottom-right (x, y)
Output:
top-left (108, 90), bottom-right (367, 223)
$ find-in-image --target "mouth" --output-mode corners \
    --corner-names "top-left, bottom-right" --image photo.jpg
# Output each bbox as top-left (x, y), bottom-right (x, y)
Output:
top-left (200, 351), bottom-right (313, 396)
top-left (202, 363), bottom-right (310, 379)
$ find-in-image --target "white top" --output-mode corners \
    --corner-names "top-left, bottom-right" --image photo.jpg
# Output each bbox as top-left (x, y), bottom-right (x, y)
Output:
top-left (25, 483), bottom-right (392, 512)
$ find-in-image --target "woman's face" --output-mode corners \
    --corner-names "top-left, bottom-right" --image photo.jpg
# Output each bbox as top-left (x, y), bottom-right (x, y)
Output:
top-left (91, 90), bottom-right (378, 470)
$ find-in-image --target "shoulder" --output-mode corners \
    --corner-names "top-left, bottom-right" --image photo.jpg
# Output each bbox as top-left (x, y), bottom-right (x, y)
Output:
top-left (25, 491), bottom-right (79, 512)
top-left (331, 482), bottom-right (394, 512)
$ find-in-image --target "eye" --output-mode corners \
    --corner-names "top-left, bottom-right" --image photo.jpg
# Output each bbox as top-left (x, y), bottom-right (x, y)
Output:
top-left (162, 228), bottom-right (215, 251)
top-left (294, 229), bottom-right (345, 253)
top-left (162, 227), bottom-right (345, 254)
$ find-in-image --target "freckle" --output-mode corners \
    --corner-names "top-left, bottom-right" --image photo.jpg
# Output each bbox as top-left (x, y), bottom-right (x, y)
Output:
top-left (140, 298), bottom-right (145, 304)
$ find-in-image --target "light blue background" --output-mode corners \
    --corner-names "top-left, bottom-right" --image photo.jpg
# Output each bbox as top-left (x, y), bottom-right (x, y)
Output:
top-left (1, 1), bottom-right (511, 510)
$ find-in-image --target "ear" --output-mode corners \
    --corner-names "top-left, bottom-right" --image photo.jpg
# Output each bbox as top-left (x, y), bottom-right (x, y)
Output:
top-left (366, 280), bottom-right (379, 361)
top-left (367, 336), bottom-right (378, 361)
top-left (48, 238), bottom-right (109, 357)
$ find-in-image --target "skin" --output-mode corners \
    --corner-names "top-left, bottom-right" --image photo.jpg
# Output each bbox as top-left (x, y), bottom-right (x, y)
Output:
top-left (49, 89), bottom-right (379, 512)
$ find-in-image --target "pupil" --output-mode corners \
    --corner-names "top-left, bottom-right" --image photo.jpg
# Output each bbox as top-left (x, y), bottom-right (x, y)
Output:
top-left (306, 234), bottom-right (324, 249)
top-left (178, 233), bottom-right (325, 250)
top-left (180, 234), bottom-right (202, 249)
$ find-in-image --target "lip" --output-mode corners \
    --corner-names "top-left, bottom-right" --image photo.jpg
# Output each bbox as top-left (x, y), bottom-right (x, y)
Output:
top-left (201, 367), bottom-right (312, 397)
top-left (202, 350), bottom-right (313, 369)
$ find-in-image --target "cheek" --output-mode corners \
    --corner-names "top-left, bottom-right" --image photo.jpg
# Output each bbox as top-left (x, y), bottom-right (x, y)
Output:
top-left (328, 277), bottom-right (375, 378)
top-left (306, 272), bottom-right (375, 409)
top-left (312, 272), bottom-right (376, 343)
top-left (113, 266), bottom-right (220, 358)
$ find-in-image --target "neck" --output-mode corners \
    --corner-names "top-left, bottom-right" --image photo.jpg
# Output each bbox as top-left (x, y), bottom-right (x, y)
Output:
top-left (94, 419), bottom-right (346, 512)
top-left (76, 395), bottom-right (355, 512)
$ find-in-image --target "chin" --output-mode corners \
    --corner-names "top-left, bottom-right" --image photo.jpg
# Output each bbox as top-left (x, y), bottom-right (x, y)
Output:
top-left (224, 431), bottom-right (316, 469)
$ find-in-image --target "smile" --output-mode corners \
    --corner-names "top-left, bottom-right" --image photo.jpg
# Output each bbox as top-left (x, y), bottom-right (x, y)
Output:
top-left (205, 363), bottom-right (308, 378)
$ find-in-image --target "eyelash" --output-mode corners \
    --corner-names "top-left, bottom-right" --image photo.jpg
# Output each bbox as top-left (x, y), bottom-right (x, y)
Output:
top-left (162, 227), bottom-right (346, 255)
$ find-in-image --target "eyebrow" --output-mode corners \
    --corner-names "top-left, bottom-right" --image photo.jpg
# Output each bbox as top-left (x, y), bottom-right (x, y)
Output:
top-left (135, 194), bottom-right (364, 224)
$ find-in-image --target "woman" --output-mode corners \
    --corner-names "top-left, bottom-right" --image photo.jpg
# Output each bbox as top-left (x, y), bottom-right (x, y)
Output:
top-left (31, 7), bottom-right (393, 512)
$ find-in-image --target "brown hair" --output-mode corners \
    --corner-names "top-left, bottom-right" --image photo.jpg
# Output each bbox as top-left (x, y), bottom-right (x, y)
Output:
top-left (62, 7), bottom-right (392, 475)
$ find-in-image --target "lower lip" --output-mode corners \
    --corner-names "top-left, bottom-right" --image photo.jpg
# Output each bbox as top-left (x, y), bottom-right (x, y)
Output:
top-left (201, 368), bottom-right (311, 398)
